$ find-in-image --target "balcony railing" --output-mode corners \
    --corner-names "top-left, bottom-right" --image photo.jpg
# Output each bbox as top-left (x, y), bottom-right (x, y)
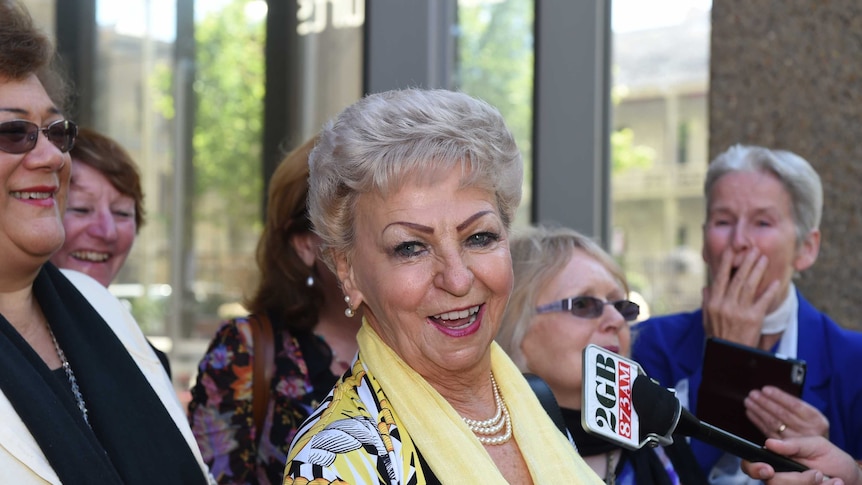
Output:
top-left (612, 162), bottom-right (707, 200)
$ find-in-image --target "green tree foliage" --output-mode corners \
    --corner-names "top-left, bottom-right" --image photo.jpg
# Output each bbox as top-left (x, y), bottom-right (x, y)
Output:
top-left (457, 0), bottom-right (534, 222)
top-left (457, 0), bottom-right (533, 155)
top-left (611, 127), bottom-right (655, 173)
top-left (194, 0), bottom-right (265, 244)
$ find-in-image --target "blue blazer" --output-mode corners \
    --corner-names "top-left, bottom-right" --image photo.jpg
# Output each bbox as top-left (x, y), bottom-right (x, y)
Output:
top-left (632, 289), bottom-right (862, 476)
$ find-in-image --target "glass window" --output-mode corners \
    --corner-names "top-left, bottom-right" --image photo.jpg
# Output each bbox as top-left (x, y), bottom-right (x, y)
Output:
top-left (22, 0), bottom-right (54, 34)
top-left (610, 0), bottom-right (711, 318)
top-left (23, 0), bottom-right (362, 403)
top-left (90, 0), bottom-right (268, 396)
top-left (456, 0), bottom-right (534, 227)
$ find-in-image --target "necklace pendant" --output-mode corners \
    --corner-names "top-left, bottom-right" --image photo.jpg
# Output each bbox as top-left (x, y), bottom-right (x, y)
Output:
top-left (48, 325), bottom-right (91, 427)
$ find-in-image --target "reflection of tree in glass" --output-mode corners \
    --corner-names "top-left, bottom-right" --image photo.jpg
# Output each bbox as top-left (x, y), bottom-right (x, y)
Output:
top-left (153, 0), bottom-right (264, 246)
top-left (126, 295), bottom-right (169, 335)
top-left (458, 0), bottom-right (533, 148)
top-left (611, 127), bottom-right (655, 173)
top-left (457, 0), bottom-right (534, 218)
top-left (150, 0), bottom-right (264, 336)
top-left (193, 0), bottom-right (264, 243)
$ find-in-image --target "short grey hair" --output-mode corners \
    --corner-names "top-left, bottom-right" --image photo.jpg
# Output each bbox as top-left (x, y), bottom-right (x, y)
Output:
top-left (308, 88), bottom-right (523, 270)
top-left (496, 224), bottom-right (628, 371)
top-left (705, 144), bottom-right (823, 244)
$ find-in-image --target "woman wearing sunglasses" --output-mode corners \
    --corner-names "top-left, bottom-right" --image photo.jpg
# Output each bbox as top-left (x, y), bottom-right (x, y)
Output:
top-left (497, 225), bottom-right (706, 485)
top-left (0, 2), bottom-right (212, 484)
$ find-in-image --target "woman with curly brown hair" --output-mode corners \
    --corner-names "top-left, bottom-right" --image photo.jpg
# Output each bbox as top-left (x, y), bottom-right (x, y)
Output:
top-left (189, 136), bottom-right (361, 484)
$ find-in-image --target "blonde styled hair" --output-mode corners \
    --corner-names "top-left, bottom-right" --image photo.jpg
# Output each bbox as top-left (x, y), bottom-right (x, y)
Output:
top-left (496, 225), bottom-right (628, 371)
top-left (307, 88), bottom-right (523, 271)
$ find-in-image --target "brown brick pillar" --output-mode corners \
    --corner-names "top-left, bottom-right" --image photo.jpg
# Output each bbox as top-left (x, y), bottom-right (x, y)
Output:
top-left (709, 0), bottom-right (862, 330)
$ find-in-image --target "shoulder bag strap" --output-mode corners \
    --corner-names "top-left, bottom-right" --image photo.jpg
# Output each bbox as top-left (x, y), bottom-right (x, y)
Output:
top-left (524, 372), bottom-right (567, 436)
top-left (250, 313), bottom-right (275, 440)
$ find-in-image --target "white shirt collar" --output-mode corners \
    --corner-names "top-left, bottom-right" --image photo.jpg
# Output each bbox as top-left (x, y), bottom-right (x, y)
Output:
top-left (762, 283), bottom-right (799, 358)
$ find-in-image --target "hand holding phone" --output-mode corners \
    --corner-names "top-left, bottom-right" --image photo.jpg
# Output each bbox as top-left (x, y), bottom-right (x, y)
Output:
top-left (697, 338), bottom-right (807, 444)
top-left (581, 344), bottom-right (807, 473)
top-left (745, 385), bottom-right (829, 440)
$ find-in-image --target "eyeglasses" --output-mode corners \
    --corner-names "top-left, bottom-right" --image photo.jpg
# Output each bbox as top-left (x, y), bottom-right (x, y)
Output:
top-left (536, 296), bottom-right (640, 322)
top-left (0, 119), bottom-right (78, 154)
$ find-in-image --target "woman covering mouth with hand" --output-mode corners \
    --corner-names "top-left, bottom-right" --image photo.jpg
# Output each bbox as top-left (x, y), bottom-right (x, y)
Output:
top-left (282, 88), bottom-right (599, 484)
top-left (632, 145), bottom-right (862, 483)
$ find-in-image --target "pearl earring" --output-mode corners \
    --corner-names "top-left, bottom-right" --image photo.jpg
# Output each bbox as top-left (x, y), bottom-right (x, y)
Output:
top-left (344, 295), bottom-right (355, 318)
top-left (306, 274), bottom-right (314, 287)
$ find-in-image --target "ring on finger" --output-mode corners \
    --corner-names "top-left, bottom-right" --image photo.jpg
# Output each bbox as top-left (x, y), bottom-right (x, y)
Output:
top-left (776, 423), bottom-right (787, 434)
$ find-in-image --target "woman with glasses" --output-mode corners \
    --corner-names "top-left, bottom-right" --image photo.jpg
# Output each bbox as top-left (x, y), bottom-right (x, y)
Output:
top-left (497, 224), bottom-right (706, 485)
top-left (0, 2), bottom-right (212, 484)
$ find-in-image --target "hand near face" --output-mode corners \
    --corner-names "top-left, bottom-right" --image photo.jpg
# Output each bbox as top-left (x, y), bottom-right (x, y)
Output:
top-left (741, 436), bottom-right (862, 485)
top-left (701, 169), bottom-right (819, 348)
top-left (702, 246), bottom-right (781, 347)
top-left (745, 386), bottom-right (829, 440)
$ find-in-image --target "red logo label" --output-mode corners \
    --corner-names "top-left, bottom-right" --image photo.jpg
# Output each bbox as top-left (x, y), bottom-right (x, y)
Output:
top-left (617, 360), bottom-right (632, 439)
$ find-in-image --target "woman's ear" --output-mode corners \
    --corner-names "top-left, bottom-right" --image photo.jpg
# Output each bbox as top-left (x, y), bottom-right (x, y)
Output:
top-left (290, 232), bottom-right (318, 267)
top-left (794, 229), bottom-right (821, 272)
top-left (335, 251), bottom-right (363, 308)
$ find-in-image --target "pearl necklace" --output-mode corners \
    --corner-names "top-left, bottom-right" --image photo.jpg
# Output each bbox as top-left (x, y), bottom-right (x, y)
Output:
top-left (48, 325), bottom-right (90, 427)
top-left (461, 373), bottom-right (512, 446)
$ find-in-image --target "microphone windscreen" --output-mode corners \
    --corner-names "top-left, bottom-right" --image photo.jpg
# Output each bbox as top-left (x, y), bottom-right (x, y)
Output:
top-left (632, 375), bottom-right (679, 440)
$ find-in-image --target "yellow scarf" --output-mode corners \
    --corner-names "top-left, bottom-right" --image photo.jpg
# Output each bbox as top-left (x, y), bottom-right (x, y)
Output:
top-left (358, 323), bottom-right (602, 484)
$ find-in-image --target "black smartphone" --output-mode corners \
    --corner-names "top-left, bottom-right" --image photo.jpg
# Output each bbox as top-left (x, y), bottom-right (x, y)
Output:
top-left (696, 337), bottom-right (806, 444)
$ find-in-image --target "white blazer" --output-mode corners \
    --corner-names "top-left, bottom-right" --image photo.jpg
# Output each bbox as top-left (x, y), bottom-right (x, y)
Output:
top-left (0, 269), bottom-right (214, 484)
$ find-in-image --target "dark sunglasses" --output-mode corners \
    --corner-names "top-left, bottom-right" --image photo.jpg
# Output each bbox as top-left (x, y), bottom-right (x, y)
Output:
top-left (0, 119), bottom-right (78, 154)
top-left (536, 296), bottom-right (640, 322)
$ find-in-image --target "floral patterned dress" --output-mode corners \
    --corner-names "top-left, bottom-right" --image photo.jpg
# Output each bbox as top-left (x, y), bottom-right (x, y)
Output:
top-left (188, 315), bottom-right (337, 485)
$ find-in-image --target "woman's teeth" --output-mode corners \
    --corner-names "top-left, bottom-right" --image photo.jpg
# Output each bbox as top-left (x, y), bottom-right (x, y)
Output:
top-left (12, 191), bottom-right (51, 200)
top-left (72, 251), bottom-right (110, 262)
top-left (432, 305), bottom-right (480, 329)
top-left (449, 313), bottom-right (478, 330)
top-left (434, 305), bottom-right (480, 321)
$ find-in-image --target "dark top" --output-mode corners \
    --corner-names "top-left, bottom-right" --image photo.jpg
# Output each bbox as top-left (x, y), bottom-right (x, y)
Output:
top-left (0, 263), bottom-right (207, 485)
top-left (565, 407), bottom-right (706, 485)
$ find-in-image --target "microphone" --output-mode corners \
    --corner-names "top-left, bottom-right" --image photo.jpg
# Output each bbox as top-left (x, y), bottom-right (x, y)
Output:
top-left (581, 344), bottom-right (807, 473)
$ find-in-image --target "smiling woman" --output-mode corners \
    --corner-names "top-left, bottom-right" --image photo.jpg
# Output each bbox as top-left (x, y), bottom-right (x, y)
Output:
top-left (496, 224), bottom-right (706, 485)
top-left (50, 128), bottom-right (144, 287)
top-left (282, 88), bottom-right (601, 485)
top-left (48, 127), bottom-right (173, 377)
top-left (0, 1), bottom-right (212, 483)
